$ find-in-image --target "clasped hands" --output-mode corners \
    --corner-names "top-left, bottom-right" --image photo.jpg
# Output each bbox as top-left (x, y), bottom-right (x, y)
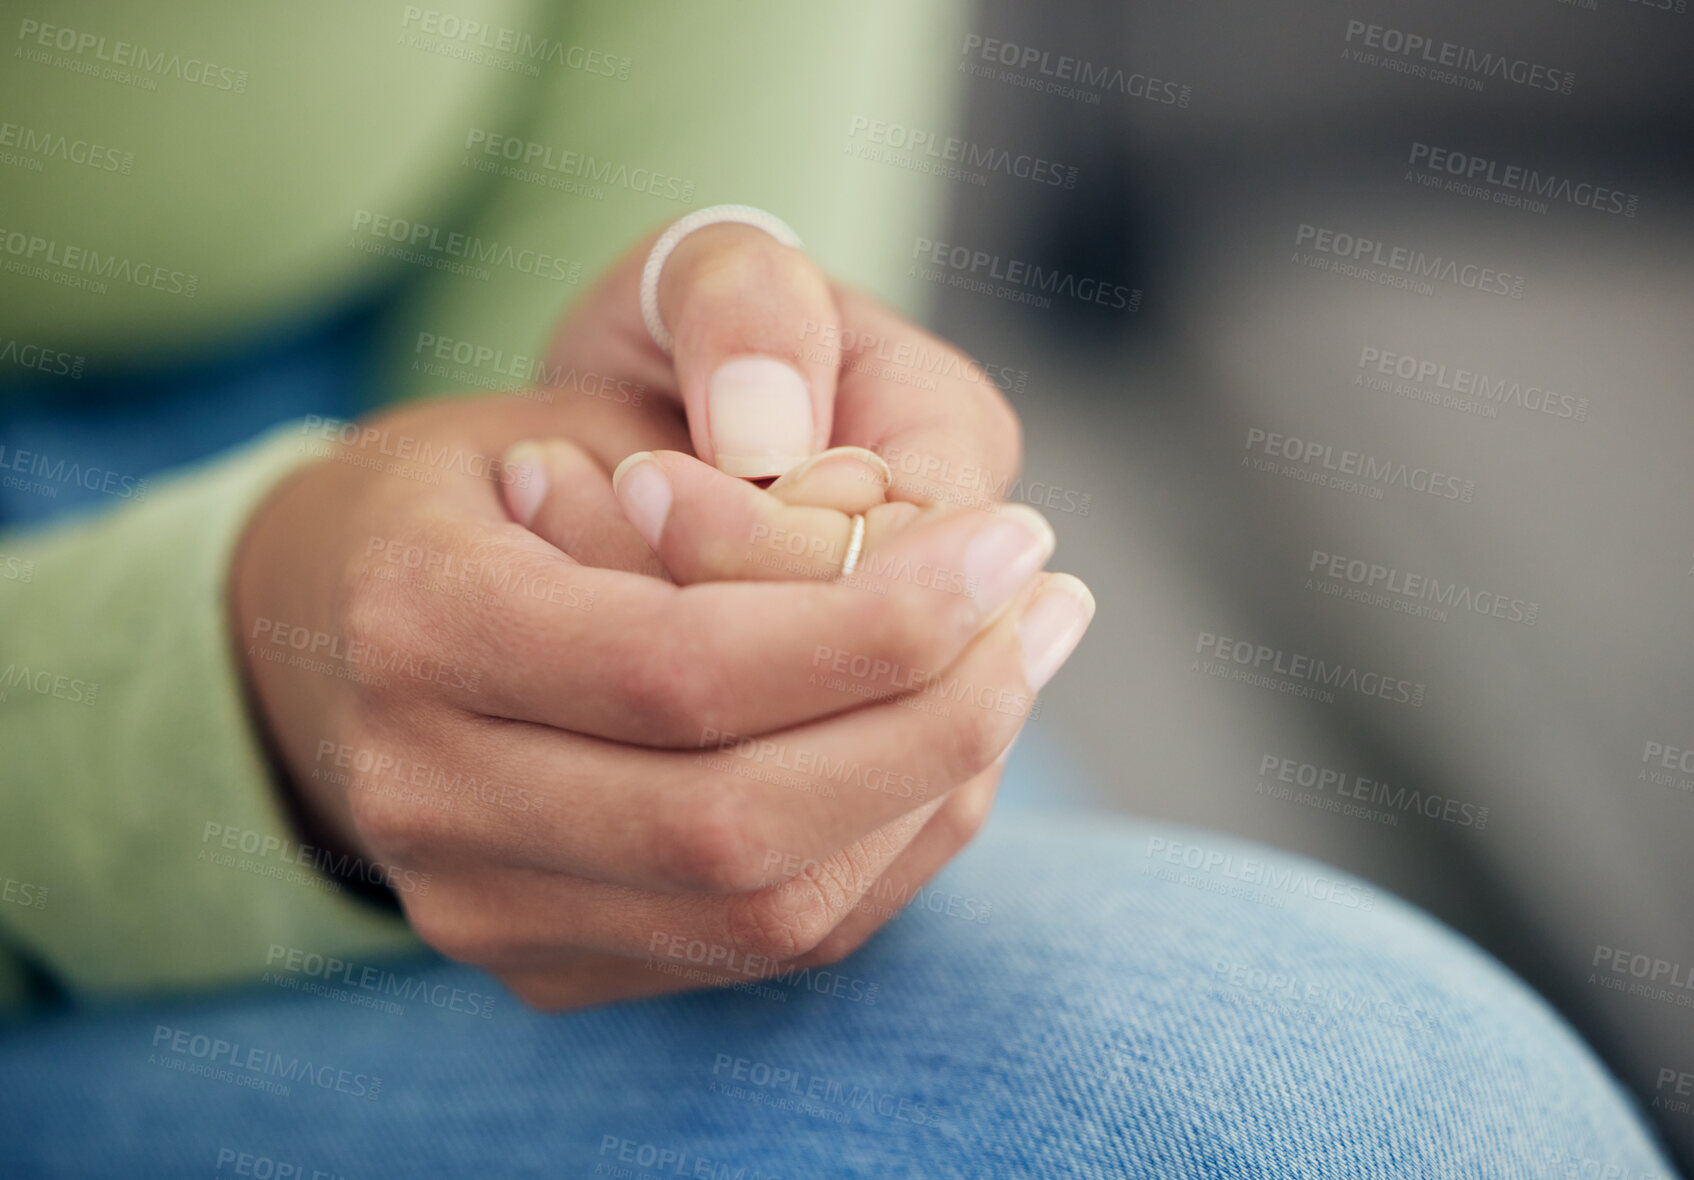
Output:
top-left (233, 222), bottom-right (1095, 1010)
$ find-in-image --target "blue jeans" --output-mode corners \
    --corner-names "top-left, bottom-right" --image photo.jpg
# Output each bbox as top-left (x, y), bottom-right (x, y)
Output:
top-left (0, 751), bottom-right (1676, 1178)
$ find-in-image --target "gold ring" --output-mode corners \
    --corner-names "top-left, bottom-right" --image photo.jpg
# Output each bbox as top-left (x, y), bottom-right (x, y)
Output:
top-left (838, 513), bottom-right (866, 580)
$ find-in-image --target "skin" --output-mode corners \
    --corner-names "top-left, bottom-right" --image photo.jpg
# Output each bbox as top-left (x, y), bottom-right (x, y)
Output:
top-left (231, 224), bottom-right (1093, 1010)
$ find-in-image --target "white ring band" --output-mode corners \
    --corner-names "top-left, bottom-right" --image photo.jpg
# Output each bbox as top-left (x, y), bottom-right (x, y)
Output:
top-left (839, 514), bottom-right (867, 580)
top-left (640, 204), bottom-right (804, 356)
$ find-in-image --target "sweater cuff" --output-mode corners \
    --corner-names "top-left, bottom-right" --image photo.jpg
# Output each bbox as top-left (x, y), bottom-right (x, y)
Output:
top-left (0, 422), bottom-right (418, 1004)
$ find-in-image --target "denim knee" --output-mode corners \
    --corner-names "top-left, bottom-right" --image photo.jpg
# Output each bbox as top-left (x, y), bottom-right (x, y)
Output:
top-left (866, 813), bottom-right (1677, 1177)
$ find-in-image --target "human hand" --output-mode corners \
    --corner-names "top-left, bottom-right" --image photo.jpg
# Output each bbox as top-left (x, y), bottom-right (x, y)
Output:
top-left (230, 223), bottom-right (1091, 1009)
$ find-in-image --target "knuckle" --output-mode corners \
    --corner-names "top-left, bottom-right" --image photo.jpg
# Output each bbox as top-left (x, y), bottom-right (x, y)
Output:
top-left (405, 899), bottom-right (499, 965)
top-left (370, 789), bottom-right (451, 863)
top-left (940, 695), bottom-right (1019, 786)
top-left (345, 773), bottom-right (412, 853)
top-left (896, 569), bottom-right (984, 665)
top-left (338, 518), bottom-right (467, 676)
top-left (337, 569), bottom-right (396, 658)
top-left (857, 590), bottom-right (954, 682)
top-left (980, 385), bottom-right (1023, 473)
top-left (693, 234), bottom-right (802, 301)
top-left (726, 874), bottom-right (843, 962)
top-left (651, 789), bottom-right (765, 894)
top-left (504, 976), bottom-right (579, 1013)
top-left (343, 735), bottom-right (451, 861)
top-left (504, 977), bottom-right (559, 1012)
top-left (677, 232), bottom-right (828, 341)
top-left (616, 636), bottom-right (719, 745)
top-left (805, 923), bottom-right (870, 967)
top-left (938, 783), bottom-right (995, 851)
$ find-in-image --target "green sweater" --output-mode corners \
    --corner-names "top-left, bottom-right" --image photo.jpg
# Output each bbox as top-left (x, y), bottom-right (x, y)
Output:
top-left (0, 0), bottom-right (967, 1009)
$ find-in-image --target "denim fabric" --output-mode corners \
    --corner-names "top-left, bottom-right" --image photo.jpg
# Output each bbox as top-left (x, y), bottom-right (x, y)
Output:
top-left (0, 788), bottom-right (1676, 1179)
top-left (0, 305), bottom-right (380, 530)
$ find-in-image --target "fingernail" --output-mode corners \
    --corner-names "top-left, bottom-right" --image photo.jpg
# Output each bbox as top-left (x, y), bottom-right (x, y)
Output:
top-left (768, 445), bottom-right (891, 492)
top-left (501, 441), bottom-right (548, 527)
top-left (1019, 574), bottom-right (1095, 691)
top-left (708, 355), bottom-right (814, 478)
top-left (962, 504), bottom-right (1056, 620)
top-left (612, 451), bottom-right (673, 551)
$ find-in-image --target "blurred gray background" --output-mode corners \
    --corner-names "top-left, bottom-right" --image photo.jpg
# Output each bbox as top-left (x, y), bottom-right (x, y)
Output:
top-left (924, 0), bottom-right (1694, 1169)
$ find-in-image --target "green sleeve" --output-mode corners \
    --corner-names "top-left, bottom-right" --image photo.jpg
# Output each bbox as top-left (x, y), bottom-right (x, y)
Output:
top-left (0, 0), bottom-right (548, 365)
top-left (376, 0), bottom-right (972, 404)
top-left (0, 425), bottom-right (416, 1009)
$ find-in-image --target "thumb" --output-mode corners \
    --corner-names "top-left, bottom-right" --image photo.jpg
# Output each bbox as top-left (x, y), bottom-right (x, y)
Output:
top-left (654, 221), bottom-right (841, 478)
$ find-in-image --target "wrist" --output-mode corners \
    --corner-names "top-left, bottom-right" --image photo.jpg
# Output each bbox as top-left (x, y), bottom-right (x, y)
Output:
top-left (227, 458), bottom-right (372, 871)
